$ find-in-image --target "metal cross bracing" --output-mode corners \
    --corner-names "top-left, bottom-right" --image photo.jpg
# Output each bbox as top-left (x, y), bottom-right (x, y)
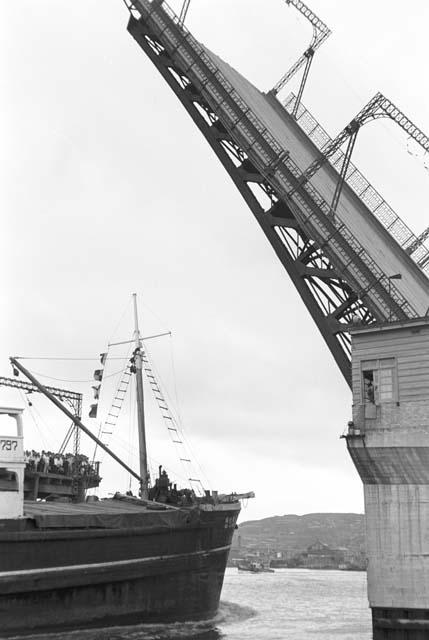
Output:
top-left (61, 408), bottom-right (83, 457)
top-left (271, 0), bottom-right (331, 114)
top-left (0, 375), bottom-right (82, 407)
top-left (406, 227), bottom-right (429, 260)
top-left (296, 92), bottom-right (429, 224)
top-left (0, 375), bottom-right (83, 456)
top-left (283, 93), bottom-right (429, 272)
top-left (122, 0), bottom-right (420, 387)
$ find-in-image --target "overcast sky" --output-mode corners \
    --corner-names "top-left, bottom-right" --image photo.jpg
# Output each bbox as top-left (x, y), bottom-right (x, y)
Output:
top-left (2, 0), bottom-right (429, 521)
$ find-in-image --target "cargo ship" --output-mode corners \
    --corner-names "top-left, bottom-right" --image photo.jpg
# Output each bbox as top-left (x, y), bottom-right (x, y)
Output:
top-left (0, 295), bottom-right (252, 635)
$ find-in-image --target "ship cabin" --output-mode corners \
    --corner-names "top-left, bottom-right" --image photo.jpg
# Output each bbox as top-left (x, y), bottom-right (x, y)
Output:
top-left (0, 406), bottom-right (25, 519)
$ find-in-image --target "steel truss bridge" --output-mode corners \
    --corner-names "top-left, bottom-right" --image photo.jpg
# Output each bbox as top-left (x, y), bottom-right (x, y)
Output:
top-left (122, 0), bottom-right (429, 388)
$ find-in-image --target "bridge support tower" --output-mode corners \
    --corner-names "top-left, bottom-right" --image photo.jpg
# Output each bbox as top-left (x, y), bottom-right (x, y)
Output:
top-left (346, 318), bottom-right (429, 639)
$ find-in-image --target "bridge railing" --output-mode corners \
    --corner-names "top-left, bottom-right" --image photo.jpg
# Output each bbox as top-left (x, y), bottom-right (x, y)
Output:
top-left (284, 93), bottom-right (429, 274)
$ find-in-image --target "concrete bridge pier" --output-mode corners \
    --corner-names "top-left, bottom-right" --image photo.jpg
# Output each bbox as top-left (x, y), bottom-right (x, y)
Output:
top-left (346, 318), bottom-right (429, 640)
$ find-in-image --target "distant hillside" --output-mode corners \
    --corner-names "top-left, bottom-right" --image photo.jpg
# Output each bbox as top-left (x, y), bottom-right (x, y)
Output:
top-left (234, 513), bottom-right (365, 552)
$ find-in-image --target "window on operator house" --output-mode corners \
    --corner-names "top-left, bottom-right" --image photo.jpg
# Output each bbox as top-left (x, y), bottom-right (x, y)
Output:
top-left (361, 358), bottom-right (396, 404)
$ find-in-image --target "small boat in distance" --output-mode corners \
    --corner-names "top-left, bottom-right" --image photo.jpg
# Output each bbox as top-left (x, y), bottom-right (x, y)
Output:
top-left (0, 294), bottom-right (254, 635)
top-left (237, 560), bottom-right (275, 573)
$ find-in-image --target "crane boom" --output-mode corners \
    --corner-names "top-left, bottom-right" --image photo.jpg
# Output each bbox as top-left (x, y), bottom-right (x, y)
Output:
top-left (10, 357), bottom-right (143, 483)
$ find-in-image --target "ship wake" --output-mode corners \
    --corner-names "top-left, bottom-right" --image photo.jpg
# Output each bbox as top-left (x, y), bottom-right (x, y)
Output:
top-left (6, 601), bottom-right (256, 640)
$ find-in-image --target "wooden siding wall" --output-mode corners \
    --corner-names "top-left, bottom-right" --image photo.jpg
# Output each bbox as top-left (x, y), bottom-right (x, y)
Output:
top-left (352, 325), bottom-right (429, 405)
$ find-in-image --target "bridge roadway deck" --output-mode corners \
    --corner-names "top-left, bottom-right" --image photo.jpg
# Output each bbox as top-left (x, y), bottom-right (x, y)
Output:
top-left (204, 49), bottom-right (429, 317)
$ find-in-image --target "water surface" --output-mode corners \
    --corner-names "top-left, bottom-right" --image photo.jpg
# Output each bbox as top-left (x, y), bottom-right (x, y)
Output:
top-left (9, 568), bottom-right (372, 640)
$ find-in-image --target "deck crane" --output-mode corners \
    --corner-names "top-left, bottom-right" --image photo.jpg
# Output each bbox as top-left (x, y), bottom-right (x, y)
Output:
top-left (270, 0), bottom-right (331, 118)
top-left (0, 374), bottom-right (82, 457)
top-left (294, 92), bottom-right (429, 220)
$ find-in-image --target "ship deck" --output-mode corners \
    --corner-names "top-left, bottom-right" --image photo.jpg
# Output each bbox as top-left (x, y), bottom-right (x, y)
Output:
top-left (0, 500), bottom-right (238, 633)
top-left (6, 497), bottom-right (239, 531)
top-left (20, 497), bottom-right (183, 529)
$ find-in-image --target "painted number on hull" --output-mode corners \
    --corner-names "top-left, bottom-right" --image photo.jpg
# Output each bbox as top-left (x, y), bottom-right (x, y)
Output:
top-left (224, 516), bottom-right (236, 529)
top-left (1, 440), bottom-right (18, 451)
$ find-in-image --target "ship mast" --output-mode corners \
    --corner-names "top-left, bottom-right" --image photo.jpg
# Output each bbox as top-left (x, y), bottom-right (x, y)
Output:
top-left (132, 293), bottom-right (149, 499)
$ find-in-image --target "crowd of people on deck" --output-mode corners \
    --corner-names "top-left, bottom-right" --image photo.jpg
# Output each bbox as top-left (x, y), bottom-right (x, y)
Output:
top-left (24, 450), bottom-right (99, 477)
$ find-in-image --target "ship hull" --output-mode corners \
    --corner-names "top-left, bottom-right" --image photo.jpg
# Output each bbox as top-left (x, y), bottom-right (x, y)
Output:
top-left (0, 546), bottom-right (229, 634)
top-left (0, 502), bottom-right (239, 635)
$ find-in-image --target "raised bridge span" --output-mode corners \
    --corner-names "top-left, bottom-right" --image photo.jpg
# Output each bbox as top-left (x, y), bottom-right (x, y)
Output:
top-left (122, 3), bottom-right (429, 638)
top-left (122, 0), bottom-right (429, 388)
